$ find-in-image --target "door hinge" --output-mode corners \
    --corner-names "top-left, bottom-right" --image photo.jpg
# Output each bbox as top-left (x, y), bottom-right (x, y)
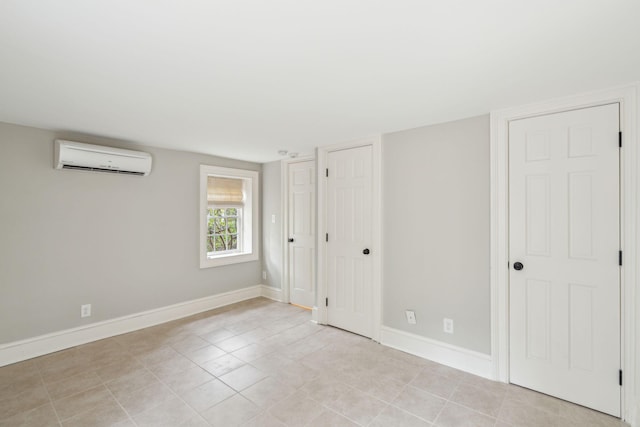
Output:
top-left (326, 233), bottom-right (328, 242)
top-left (619, 131), bottom-right (622, 148)
top-left (619, 250), bottom-right (623, 266)
top-left (619, 369), bottom-right (623, 386)
top-left (325, 297), bottom-right (328, 307)
top-left (326, 168), bottom-right (329, 177)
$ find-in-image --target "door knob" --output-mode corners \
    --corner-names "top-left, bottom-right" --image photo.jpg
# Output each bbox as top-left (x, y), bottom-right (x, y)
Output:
top-left (288, 238), bottom-right (294, 243)
top-left (513, 262), bottom-right (524, 271)
top-left (363, 248), bottom-right (370, 255)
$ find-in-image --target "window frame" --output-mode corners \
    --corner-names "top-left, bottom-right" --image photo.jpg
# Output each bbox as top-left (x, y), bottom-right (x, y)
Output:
top-left (200, 165), bottom-right (259, 268)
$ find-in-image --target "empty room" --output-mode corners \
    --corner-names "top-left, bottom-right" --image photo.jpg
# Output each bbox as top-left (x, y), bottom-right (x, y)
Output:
top-left (1, 1), bottom-right (639, 426)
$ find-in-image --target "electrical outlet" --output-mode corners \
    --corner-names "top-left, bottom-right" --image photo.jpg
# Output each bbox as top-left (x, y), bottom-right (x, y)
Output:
top-left (405, 310), bottom-right (416, 325)
top-left (443, 318), bottom-right (454, 334)
top-left (262, 271), bottom-right (267, 280)
top-left (81, 304), bottom-right (92, 318)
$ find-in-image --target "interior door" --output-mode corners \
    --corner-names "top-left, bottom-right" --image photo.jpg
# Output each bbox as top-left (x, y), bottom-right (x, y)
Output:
top-left (326, 145), bottom-right (373, 337)
top-left (508, 103), bottom-right (620, 416)
top-left (287, 160), bottom-right (316, 308)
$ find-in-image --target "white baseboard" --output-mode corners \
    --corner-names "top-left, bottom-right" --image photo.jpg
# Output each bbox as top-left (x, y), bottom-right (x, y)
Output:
top-left (0, 285), bottom-right (263, 367)
top-left (311, 307), bottom-right (319, 324)
top-left (380, 326), bottom-right (493, 379)
top-left (260, 285), bottom-right (284, 302)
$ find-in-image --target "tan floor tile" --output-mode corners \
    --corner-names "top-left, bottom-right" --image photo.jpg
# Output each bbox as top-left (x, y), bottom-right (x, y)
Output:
top-left (271, 361), bottom-right (319, 389)
top-left (326, 386), bottom-right (387, 425)
top-left (0, 402), bottom-right (59, 427)
top-left (307, 409), bottom-right (359, 427)
top-left (0, 385), bottom-right (49, 420)
top-left (39, 358), bottom-right (94, 385)
top-left (200, 328), bottom-right (236, 344)
top-left (181, 344), bottom-right (226, 365)
top-left (201, 354), bottom-right (245, 377)
top-left (219, 364), bottom-right (268, 391)
top-left (202, 394), bottom-right (260, 426)
top-left (217, 336), bottom-right (253, 352)
top-left (136, 346), bottom-right (182, 366)
top-left (94, 356), bottom-right (144, 383)
top-left (343, 372), bottom-right (406, 403)
top-left (302, 376), bottom-right (351, 406)
top-left (178, 414), bottom-right (211, 427)
top-left (45, 371), bottom-right (102, 400)
top-left (146, 355), bottom-right (198, 380)
top-left (170, 335), bottom-right (211, 355)
top-left (269, 392), bottom-right (324, 426)
top-left (411, 371), bottom-right (460, 399)
top-left (160, 365), bottom-right (214, 394)
top-left (1, 300), bottom-right (627, 427)
top-left (0, 360), bottom-right (38, 383)
top-left (104, 368), bottom-right (159, 400)
top-left (232, 344), bottom-right (274, 363)
top-left (434, 401), bottom-right (496, 427)
top-left (180, 379), bottom-right (235, 412)
top-left (52, 385), bottom-right (112, 421)
top-left (241, 377), bottom-right (296, 409)
top-left (249, 353), bottom-right (294, 375)
top-left (133, 396), bottom-right (199, 427)
top-left (449, 382), bottom-right (505, 418)
top-left (242, 411), bottom-right (286, 426)
top-left (0, 372), bottom-right (43, 401)
top-left (498, 398), bottom-right (563, 427)
top-left (60, 398), bottom-right (128, 427)
top-left (114, 382), bottom-right (175, 416)
top-left (392, 385), bottom-right (446, 422)
top-left (370, 405), bottom-right (430, 427)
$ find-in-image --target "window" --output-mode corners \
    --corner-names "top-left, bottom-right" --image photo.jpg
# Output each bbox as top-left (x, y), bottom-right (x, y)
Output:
top-left (200, 165), bottom-right (259, 268)
top-left (207, 207), bottom-right (240, 253)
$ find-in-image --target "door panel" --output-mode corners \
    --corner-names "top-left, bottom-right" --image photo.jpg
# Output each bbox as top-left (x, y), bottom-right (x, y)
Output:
top-left (509, 103), bottom-right (620, 416)
top-left (288, 160), bottom-right (315, 308)
top-left (327, 145), bottom-right (373, 337)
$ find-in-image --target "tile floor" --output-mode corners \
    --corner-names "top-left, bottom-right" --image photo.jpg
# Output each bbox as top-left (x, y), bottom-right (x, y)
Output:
top-left (0, 298), bottom-right (629, 427)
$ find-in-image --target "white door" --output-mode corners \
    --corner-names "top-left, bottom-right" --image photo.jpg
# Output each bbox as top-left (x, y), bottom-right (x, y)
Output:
top-left (509, 103), bottom-right (620, 416)
top-left (326, 145), bottom-right (373, 337)
top-left (287, 160), bottom-right (316, 308)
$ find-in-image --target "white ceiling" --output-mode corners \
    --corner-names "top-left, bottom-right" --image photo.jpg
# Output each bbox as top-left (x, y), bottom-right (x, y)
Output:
top-left (1, 1), bottom-right (639, 163)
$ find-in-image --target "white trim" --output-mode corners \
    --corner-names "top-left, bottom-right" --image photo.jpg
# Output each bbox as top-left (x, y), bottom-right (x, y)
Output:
top-left (381, 326), bottom-right (492, 379)
top-left (311, 307), bottom-right (319, 324)
top-left (260, 285), bottom-right (284, 302)
top-left (200, 165), bottom-right (260, 268)
top-left (490, 83), bottom-right (639, 423)
top-left (317, 136), bottom-right (383, 342)
top-left (0, 285), bottom-right (263, 367)
top-left (281, 155), bottom-right (316, 305)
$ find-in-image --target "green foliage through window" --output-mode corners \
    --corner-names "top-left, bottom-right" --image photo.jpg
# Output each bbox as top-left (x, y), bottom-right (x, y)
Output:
top-left (206, 207), bottom-right (240, 253)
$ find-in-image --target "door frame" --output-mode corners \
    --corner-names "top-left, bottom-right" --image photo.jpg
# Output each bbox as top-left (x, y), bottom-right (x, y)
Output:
top-left (490, 83), bottom-right (639, 422)
top-left (317, 136), bottom-right (383, 341)
top-left (281, 155), bottom-right (316, 305)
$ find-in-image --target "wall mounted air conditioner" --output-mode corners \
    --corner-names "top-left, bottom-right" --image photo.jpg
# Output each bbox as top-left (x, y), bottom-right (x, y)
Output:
top-left (54, 140), bottom-right (152, 176)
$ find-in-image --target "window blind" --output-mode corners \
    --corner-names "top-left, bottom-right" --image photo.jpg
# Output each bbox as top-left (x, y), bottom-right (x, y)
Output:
top-left (207, 176), bottom-right (244, 205)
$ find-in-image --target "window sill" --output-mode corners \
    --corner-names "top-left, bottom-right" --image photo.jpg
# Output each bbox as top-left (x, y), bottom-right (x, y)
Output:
top-left (200, 251), bottom-right (258, 268)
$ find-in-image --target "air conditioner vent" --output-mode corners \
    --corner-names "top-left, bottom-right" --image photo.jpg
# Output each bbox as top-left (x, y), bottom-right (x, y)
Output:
top-left (54, 140), bottom-right (152, 176)
top-left (61, 164), bottom-right (146, 176)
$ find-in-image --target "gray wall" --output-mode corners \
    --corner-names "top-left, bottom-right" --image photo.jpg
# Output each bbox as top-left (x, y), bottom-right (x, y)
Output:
top-left (0, 122), bottom-right (262, 344)
top-left (382, 115), bottom-right (491, 354)
top-left (262, 160), bottom-right (283, 289)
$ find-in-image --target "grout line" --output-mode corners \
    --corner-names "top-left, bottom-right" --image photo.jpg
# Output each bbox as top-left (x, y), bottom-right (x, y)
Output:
top-left (38, 370), bottom-right (64, 427)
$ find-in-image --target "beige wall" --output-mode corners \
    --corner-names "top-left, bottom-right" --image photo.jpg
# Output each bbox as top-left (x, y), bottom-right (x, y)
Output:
top-left (0, 122), bottom-right (262, 344)
top-left (262, 160), bottom-right (283, 289)
top-left (382, 115), bottom-right (491, 354)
